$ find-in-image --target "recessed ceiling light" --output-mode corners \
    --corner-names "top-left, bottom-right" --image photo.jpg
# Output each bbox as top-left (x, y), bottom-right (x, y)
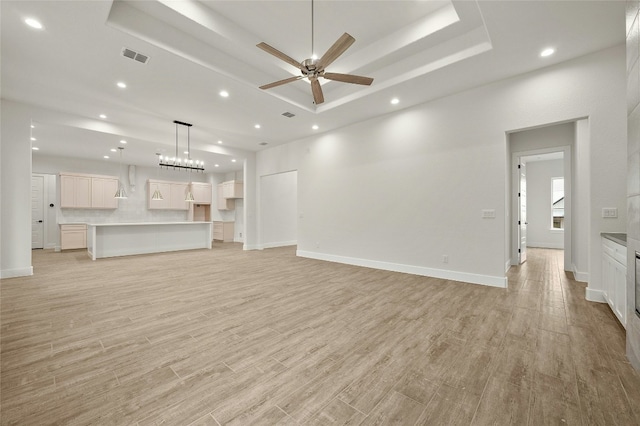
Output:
top-left (30, 137), bottom-right (36, 141)
top-left (391, 98), bottom-right (400, 105)
top-left (540, 47), bottom-right (555, 57)
top-left (231, 159), bottom-right (237, 163)
top-left (312, 125), bottom-right (319, 130)
top-left (103, 155), bottom-right (110, 159)
top-left (184, 150), bottom-right (189, 155)
top-left (254, 124), bottom-right (261, 129)
top-left (219, 90), bottom-right (229, 98)
top-left (99, 114), bottom-right (107, 119)
top-left (110, 148), bottom-right (117, 152)
top-left (30, 124), bottom-right (35, 129)
top-left (120, 140), bottom-right (127, 144)
top-left (117, 81), bottom-right (127, 89)
top-left (32, 147), bottom-right (39, 151)
top-left (214, 164), bottom-right (219, 167)
top-left (217, 140), bottom-right (223, 144)
top-left (24, 18), bottom-right (43, 29)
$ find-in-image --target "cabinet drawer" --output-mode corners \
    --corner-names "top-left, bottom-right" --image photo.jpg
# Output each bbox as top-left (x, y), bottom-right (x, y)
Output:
top-left (603, 238), bottom-right (627, 265)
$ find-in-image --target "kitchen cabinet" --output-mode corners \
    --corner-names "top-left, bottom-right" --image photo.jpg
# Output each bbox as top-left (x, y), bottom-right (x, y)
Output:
top-left (170, 183), bottom-right (189, 210)
top-left (147, 180), bottom-right (189, 210)
top-left (91, 177), bottom-right (119, 209)
top-left (60, 174), bottom-right (92, 208)
top-left (190, 182), bottom-right (212, 204)
top-left (61, 173), bottom-right (119, 209)
top-left (148, 181), bottom-right (171, 209)
top-left (217, 183), bottom-right (235, 210)
top-left (222, 180), bottom-right (243, 199)
top-left (60, 224), bottom-right (87, 250)
top-left (213, 221), bottom-right (234, 242)
top-left (602, 237), bottom-right (627, 328)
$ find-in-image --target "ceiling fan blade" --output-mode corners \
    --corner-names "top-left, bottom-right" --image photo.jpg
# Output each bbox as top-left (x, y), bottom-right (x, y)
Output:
top-left (323, 72), bottom-right (373, 86)
top-left (259, 76), bottom-right (304, 90)
top-left (257, 42), bottom-right (305, 71)
top-left (316, 33), bottom-right (355, 71)
top-left (311, 79), bottom-right (324, 105)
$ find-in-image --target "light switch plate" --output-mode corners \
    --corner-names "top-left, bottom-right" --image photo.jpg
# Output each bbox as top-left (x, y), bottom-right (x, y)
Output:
top-left (602, 208), bottom-right (618, 218)
top-left (482, 209), bottom-right (496, 218)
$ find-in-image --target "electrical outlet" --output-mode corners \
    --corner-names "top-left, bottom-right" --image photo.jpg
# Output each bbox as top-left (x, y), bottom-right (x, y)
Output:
top-left (442, 255), bottom-right (449, 264)
top-left (239, 232), bottom-right (242, 237)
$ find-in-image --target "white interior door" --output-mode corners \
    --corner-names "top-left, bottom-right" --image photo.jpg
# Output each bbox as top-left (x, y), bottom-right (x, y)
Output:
top-left (518, 163), bottom-right (527, 263)
top-left (31, 175), bottom-right (45, 249)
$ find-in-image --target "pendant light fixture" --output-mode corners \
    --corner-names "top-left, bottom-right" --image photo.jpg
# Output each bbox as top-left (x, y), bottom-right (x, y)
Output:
top-left (158, 120), bottom-right (204, 172)
top-left (183, 123), bottom-right (195, 203)
top-left (114, 146), bottom-right (128, 199)
top-left (151, 153), bottom-right (164, 201)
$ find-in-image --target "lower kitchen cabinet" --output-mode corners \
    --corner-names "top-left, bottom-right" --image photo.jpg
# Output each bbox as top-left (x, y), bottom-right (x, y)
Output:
top-left (601, 237), bottom-right (627, 328)
top-left (60, 224), bottom-right (87, 250)
top-left (213, 221), bottom-right (234, 242)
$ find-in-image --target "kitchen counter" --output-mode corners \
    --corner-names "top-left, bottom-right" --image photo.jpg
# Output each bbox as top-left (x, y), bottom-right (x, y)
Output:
top-left (87, 221), bottom-right (212, 260)
top-left (601, 232), bottom-right (627, 247)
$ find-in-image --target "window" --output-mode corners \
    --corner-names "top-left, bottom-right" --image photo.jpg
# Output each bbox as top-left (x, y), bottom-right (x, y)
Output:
top-left (552, 177), bottom-right (564, 229)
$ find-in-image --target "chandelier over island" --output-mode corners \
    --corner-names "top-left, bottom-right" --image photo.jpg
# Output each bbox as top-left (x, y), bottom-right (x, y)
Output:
top-left (158, 120), bottom-right (204, 172)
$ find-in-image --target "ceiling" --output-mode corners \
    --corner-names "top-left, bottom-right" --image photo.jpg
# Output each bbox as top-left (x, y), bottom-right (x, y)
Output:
top-left (1, 1), bottom-right (624, 171)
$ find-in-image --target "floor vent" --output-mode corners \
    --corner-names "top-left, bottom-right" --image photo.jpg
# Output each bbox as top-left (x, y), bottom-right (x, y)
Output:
top-left (122, 47), bottom-right (150, 64)
top-left (281, 112), bottom-right (295, 118)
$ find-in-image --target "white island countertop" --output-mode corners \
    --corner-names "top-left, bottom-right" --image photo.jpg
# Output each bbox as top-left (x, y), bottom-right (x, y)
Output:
top-left (87, 221), bottom-right (212, 260)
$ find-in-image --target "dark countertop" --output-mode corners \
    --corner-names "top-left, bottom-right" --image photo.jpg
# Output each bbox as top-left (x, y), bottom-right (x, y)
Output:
top-left (601, 232), bottom-right (627, 247)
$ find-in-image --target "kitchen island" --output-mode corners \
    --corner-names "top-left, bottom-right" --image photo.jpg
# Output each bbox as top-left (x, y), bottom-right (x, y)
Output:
top-left (87, 222), bottom-right (212, 260)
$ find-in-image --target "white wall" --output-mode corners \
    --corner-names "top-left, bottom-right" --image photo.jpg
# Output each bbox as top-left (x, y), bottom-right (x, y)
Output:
top-left (260, 171), bottom-right (297, 249)
top-left (525, 159), bottom-right (564, 249)
top-left (1, 100), bottom-right (33, 278)
top-left (256, 45), bottom-right (627, 288)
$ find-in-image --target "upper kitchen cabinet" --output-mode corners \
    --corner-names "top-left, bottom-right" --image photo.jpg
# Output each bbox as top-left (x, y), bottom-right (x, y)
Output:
top-left (60, 172), bottom-right (118, 209)
top-left (148, 180), bottom-right (171, 209)
top-left (190, 182), bottom-right (212, 204)
top-left (170, 183), bottom-right (190, 210)
top-left (147, 179), bottom-right (189, 210)
top-left (91, 177), bottom-right (119, 209)
top-left (222, 180), bottom-right (243, 199)
top-left (217, 183), bottom-right (235, 211)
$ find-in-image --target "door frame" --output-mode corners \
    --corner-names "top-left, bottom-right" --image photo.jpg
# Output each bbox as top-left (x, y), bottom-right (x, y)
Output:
top-left (32, 173), bottom-right (57, 250)
top-left (31, 175), bottom-right (45, 249)
top-left (518, 162), bottom-right (527, 264)
top-left (510, 145), bottom-right (572, 269)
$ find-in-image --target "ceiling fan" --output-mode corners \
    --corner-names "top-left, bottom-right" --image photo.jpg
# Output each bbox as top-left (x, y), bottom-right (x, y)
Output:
top-left (256, 1), bottom-right (373, 105)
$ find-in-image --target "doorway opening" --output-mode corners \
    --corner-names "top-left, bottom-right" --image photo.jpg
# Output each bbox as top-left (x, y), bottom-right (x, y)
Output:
top-left (507, 120), bottom-right (581, 275)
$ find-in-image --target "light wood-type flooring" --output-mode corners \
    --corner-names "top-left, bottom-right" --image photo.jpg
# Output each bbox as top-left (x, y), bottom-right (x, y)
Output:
top-left (1, 245), bottom-right (639, 425)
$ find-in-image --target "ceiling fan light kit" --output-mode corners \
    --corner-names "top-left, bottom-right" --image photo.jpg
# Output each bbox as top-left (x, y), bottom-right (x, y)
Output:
top-left (257, 0), bottom-right (373, 105)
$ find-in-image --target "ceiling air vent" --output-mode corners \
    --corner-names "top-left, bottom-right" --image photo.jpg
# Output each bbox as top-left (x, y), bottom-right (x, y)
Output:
top-left (281, 112), bottom-right (295, 118)
top-left (122, 47), bottom-right (150, 64)
top-left (259, 142), bottom-right (268, 146)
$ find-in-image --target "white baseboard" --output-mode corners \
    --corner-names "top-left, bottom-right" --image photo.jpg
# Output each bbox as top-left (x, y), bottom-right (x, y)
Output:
top-left (586, 288), bottom-right (606, 303)
top-left (527, 242), bottom-right (564, 249)
top-left (260, 240), bottom-right (297, 250)
top-left (572, 263), bottom-right (589, 283)
top-left (243, 244), bottom-right (261, 251)
top-left (297, 250), bottom-right (507, 288)
top-left (1, 266), bottom-right (34, 279)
